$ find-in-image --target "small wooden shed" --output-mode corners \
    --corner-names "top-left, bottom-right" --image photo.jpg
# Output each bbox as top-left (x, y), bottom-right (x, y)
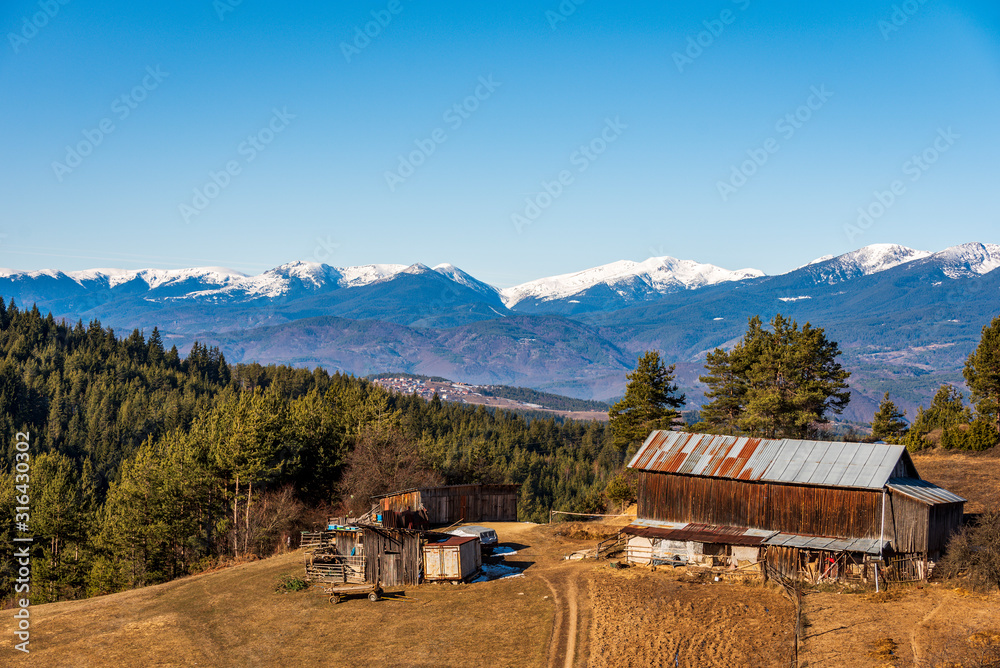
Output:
top-left (374, 483), bottom-right (520, 526)
top-left (302, 526), bottom-right (423, 586)
top-left (423, 535), bottom-right (482, 582)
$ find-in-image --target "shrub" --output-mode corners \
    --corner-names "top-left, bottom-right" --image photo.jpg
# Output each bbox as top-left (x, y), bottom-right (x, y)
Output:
top-left (274, 574), bottom-right (309, 593)
top-left (938, 510), bottom-right (1000, 592)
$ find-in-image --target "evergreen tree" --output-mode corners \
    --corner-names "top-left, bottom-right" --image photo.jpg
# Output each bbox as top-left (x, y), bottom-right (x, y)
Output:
top-left (965, 315), bottom-right (1000, 432)
top-left (903, 384), bottom-right (973, 450)
top-left (608, 351), bottom-right (685, 450)
top-left (699, 314), bottom-right (850, 439)
top-left (871, 392), bottom-right (908, 442)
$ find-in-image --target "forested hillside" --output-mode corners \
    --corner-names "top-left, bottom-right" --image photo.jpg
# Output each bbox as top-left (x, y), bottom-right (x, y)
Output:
top-left (0, 300), bottom-right (622, 604)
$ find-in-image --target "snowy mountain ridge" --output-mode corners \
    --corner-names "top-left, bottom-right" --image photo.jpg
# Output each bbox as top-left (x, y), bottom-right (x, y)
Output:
top-left (499, 255), bottom-right (765, 308)
top-left (1, 242), bottom-right (997, 309)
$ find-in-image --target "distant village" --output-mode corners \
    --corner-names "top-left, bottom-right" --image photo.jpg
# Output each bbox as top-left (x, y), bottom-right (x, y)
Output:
top-left (372, 376), bottom-right (542, 410)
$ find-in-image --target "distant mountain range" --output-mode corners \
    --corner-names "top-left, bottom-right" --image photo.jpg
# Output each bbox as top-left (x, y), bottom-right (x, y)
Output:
top-left (3, 242), bottom-right (999, 423)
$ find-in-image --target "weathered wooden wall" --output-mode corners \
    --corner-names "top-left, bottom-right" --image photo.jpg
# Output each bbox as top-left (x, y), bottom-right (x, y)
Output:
top-left (926, 502), bottom-right (963, 556)
top-left (637, 471), bottom-right (882, 540)
top-left (362, 528), bottom-right (421, 586)
top-left (379, 485), bottom-right (519, 524)
top-left (885, 492), bottom-right (927, 554)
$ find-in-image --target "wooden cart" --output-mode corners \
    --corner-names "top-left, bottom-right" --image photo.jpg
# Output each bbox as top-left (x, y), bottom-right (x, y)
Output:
top-left (323, 581), bottom-right (383, 604)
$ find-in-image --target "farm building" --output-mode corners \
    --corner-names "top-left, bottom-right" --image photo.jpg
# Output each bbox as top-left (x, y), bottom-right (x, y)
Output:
top-left (423, 535), bottom-right (483, 582)
top-left (303, 525), bottom-right (424, 586)
top-left (623, 431), bottom-right (965, 583)
top-left (374, 483), bottom-right (519, 527)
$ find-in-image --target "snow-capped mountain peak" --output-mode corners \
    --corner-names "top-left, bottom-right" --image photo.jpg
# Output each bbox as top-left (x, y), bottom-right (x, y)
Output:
top-left (433, 263), bottom-right (501, 298)
top-left (926, 242), bottom-right (1000, 278)
top-left (337, 263), bottom-right (408, 288)
top-left (794, 244), bottom-right (931, 284)
top-left (500, 255), bottom-right (764, 308)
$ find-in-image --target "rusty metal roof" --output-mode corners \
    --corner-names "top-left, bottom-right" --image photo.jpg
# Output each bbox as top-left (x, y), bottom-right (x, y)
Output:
top-left (427, 535), bottom-right (479, 547)
top-left (887, 478), bottom-right (966, 505)
top-left (764, 533), bottom-right (889, 555)
top-left (622, 518), bottom-right (775, 546)
top-left (627, 431), bottom-right (907, 490)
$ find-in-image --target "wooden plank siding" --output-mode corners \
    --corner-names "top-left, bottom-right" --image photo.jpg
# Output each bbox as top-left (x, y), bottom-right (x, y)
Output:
top-left (637, 471), bottom-right (883, 541)
top-left (362, 528), bottom-right (422, 586)
top-left (886, 491), bottom-right (964, 556)
top-left (378, 484), bottom-right (519, 525)
top-left (885, 492), bottom-right (927, 554)
top-left (926, 502), bottom-right (964, 556)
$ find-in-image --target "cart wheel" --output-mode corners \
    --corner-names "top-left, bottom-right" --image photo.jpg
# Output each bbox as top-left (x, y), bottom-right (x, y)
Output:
top-left (329, 594), bottom-right (341, 605)
top-left (368, 591), bottom-right (380, 602)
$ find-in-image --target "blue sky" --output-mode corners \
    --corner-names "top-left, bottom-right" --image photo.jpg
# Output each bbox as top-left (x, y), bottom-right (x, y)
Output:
top-left (2, 1), bottom-right (998, 286)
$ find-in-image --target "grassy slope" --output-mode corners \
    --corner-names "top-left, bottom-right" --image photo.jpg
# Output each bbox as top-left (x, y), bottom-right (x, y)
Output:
top-left (1, 526), bottom-right (553, 667)
top-left (911, 447), bottom-right (1000, 514)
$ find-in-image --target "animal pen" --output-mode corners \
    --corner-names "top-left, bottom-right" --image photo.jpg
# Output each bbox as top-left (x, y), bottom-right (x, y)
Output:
top-left (621, 431), bottom-right (966, 585)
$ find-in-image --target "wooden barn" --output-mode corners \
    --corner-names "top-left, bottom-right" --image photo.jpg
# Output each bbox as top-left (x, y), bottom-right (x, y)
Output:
top-left (374, 483), bottom-right (519, 527)
top-left (623, 431), bottom-right (965, 583)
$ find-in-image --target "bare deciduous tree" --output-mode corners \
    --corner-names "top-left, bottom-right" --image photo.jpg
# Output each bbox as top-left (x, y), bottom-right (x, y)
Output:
top-left (337, 425), bottom-right (443, 516)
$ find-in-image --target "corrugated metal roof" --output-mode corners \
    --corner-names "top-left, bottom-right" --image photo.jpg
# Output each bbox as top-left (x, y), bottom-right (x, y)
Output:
top-left (628, 431), bottom-right (908, 490)
top-left (428, 535), bottom-right (479, 547)
top-left (887, 478), bottom-right (966, 505)
top-left (764, 533), bottom-right (889, 555)
top-left (622, 519), bottom-right (776, 546)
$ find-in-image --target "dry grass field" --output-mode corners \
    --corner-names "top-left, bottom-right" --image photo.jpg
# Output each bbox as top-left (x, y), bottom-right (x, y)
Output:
top-left (4, 450), bottom-right (1000, 667)
top-left (588, 567), bottom-right (796, 667)
top-left (799, 585), bottom-right (1000, 667)
top-left (911, 446), bottom-right (1000, 513)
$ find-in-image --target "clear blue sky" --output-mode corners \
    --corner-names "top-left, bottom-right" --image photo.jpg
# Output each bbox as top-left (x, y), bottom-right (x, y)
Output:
top-left (2, 1), bottom-right (998, 286)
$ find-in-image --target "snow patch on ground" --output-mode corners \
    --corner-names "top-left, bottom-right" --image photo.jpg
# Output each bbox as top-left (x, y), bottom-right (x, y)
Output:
top-left (471, 561), bottom-right (524, 583)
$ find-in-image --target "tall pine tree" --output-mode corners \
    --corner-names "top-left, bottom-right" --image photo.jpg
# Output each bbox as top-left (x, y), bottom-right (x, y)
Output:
top-left (608, 351), bottom-right (685, 450)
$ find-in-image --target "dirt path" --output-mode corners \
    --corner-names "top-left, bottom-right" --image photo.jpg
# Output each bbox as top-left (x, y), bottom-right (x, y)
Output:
top-left (910, 599), bottom-right (943, 666)
top-left (497, 522), bottom-right (598, 668)
top-left (538, 566), bottom-right (583, 668)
